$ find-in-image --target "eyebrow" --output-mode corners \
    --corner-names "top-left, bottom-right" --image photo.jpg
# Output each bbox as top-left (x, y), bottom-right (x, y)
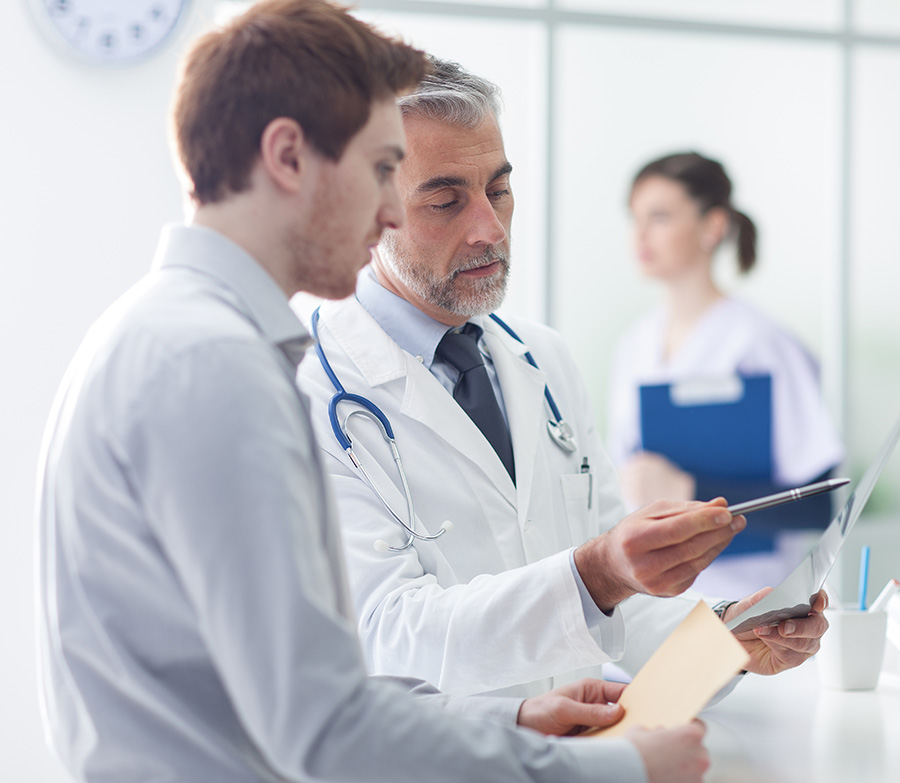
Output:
top-left (416, 161), bottom-right (513, 195)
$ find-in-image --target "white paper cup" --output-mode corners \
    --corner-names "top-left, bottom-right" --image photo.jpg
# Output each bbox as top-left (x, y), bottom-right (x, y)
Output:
top-left (816, 608), bottom-right (888, 690)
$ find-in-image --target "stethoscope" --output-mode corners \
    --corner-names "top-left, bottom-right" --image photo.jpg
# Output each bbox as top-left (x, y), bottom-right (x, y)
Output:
top-left (310, 306), bottom-right (578, 552)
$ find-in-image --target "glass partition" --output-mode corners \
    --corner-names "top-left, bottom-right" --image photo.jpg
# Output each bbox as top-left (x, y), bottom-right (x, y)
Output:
top-left (556, 0), bottom-right (842, 31)
top-left (849, 48), bottom-right (900, 512)
top-left (855, 0), bottom-right (900, 36)
top-left (552, 25), bottom-right (841, 432)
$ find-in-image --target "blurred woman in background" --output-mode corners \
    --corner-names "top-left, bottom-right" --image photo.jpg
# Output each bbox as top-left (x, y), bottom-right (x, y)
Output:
top-left (606, 151), bottom-right (843, 597)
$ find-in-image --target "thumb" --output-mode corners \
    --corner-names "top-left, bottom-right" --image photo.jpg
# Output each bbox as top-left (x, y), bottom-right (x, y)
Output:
top-left (568, 700), bottom-right (624, 730)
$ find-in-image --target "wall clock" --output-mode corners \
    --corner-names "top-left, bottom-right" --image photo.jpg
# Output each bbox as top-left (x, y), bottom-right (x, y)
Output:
top-left (29, 0), bottom-right (191, 66)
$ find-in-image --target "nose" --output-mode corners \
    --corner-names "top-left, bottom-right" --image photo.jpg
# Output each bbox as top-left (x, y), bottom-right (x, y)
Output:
top-left (465, 195), bottom-right (507, 247)
top-left (632, 219), bottom-right (650, 249)
top-left (379, 181), bottom-right (406, 231)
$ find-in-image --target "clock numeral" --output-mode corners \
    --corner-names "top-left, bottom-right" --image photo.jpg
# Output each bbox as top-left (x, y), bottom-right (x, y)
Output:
top-left (98, 32), bottom-right (117, 52)
top-left (40, 0), bottom-right (187, 64)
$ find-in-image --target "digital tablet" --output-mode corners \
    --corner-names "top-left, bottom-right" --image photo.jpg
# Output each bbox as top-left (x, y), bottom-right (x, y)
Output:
top-left (726, 414), bottom-right (900, 635)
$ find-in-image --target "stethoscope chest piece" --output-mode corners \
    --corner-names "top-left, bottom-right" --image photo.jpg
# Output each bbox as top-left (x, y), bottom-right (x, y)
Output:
top-left (547, 419), bottom-right (577, 453)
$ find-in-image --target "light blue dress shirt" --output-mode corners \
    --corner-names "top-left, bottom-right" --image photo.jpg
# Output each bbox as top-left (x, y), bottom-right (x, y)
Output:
top-left (35, 225), bottom-right (644, 783)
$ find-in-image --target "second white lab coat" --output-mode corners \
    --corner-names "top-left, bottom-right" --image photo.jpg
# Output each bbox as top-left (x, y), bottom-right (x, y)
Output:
top-left (299, 297), bottom-right (700, 697)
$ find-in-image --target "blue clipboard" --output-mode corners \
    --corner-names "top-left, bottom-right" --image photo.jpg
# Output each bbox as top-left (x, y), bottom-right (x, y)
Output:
top-left (639, 374), bottom-right (773, 481)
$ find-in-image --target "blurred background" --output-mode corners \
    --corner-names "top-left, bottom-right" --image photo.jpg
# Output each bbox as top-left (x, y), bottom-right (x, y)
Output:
top-left (3, 0), bottom-right (898, 778)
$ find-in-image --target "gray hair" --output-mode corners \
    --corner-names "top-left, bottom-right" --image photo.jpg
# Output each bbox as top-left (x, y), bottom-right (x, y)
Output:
top-left (397, 56), bottom-right (502, 128)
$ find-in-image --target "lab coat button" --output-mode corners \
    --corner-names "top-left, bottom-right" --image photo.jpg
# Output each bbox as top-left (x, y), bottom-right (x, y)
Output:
top-left (415, 355), bottom-right (424, 363)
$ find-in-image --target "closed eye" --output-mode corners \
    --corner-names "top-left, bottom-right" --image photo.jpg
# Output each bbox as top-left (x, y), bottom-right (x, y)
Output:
top-left (430, 199), bottom-right (459, 211)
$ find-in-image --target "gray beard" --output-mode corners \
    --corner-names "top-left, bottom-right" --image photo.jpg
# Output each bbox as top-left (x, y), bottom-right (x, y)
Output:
top-left (379, 235), bottom-right (510, 318)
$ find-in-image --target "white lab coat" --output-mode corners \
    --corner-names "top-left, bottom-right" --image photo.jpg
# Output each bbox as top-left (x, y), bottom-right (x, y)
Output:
top-left (299, 296), bottom-right (700, 698)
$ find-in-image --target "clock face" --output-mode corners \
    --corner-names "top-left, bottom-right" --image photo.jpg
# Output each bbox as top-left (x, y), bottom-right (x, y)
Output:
top-left (32, 0), bottom-right (190, 66)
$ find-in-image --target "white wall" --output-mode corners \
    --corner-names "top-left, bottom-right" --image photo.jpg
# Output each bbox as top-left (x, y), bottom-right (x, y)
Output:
top-left (552, 26), bottom-right (842, 429)
top-left (1, 1), bottom-right (221, 778)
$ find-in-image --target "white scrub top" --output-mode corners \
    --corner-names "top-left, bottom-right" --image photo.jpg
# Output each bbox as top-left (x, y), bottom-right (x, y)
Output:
top-left (607, 297), bottom-right (843, 488)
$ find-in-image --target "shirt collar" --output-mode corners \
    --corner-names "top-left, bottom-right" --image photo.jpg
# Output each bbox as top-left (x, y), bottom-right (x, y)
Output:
top-left (152, 224), bottom-right (314, 368)
top-left (355, 266), bottom-right (486, 367)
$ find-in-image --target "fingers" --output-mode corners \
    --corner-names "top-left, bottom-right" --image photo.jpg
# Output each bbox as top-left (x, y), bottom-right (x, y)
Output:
top-left (623, 501), bottom-right (740, 552)
top-left (811, 589), bottom-right (829, 612)
top-left (626, 721), bottom-right (710, 783)
top-left (733, 585), bottom-right (774, 613)
top-left (576, 500), bottom-right (747, 607)
top-left (560, 699), bottom-right (624, 731)
top-left (756, 611), bottom-right (829, 644)
top-left (578, 678), bottom-right (628, 705)
top-left (518, 680), bottom-right (631, 735)
top-left (744, 609), bottom-right (829, 674)
top-left (623, 519), bottom-right (746, 595)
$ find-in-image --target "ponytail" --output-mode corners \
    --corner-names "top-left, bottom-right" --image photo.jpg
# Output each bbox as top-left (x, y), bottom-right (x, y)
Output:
top-left (730, 208), bottom-right (757, 274)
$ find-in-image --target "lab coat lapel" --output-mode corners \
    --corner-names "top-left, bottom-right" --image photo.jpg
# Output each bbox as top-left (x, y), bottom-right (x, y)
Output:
top-left (322, 299), bottom-right (517, 508)
top-left (401, 364), bottom-right (518, 509)
top-left (482, 323), bottom-right (547, 531)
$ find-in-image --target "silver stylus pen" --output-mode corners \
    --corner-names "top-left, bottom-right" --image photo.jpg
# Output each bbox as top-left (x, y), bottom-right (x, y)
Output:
top-left (726, 477), bottom-right (851, 515)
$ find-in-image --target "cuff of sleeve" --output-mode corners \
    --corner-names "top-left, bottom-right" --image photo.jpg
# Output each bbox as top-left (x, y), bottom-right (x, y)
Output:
top-left (569, 548), bottom-right (608, 627)
top-left (434, 694), bottom-right (523, 726)
top-left (563, 548), bottom-right (626, 659)
top-left (556, 736), bottom-right (648, 783)
top-left (383, 675), bottom-right (523, 725)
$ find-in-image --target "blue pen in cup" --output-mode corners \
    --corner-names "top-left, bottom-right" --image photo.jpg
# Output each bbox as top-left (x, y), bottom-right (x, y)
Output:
top-left (858, 545), bottom-right (871, 611)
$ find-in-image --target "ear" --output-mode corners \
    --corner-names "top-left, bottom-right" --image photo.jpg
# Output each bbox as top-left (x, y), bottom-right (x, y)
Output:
top-left (258, 117), bottom-right (308, 194)
top-left (701, 206), bottom-right (729, 252)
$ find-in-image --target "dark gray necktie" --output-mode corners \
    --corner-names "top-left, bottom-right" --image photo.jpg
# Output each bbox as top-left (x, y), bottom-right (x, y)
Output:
top-left (435, 323), bottom-right (515, 483)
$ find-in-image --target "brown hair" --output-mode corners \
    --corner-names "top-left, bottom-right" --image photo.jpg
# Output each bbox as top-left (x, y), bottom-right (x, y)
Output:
top-left (171, 0), bottom-right (428, 204)
top-left (632, 151), bottom-right (758, 274)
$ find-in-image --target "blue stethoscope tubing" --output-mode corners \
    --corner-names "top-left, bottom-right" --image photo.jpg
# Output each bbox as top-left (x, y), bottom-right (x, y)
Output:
top-left (486, 314), bottom-right (577, 453)
top-left (310, 306), bottom-right (577, 552)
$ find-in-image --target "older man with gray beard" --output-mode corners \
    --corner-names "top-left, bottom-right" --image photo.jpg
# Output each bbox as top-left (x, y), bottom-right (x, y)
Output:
top-left (297, 56), bottom-right (826, 738)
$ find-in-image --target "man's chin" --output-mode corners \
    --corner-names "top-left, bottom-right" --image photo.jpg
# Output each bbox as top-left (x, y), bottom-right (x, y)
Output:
top-left (447, 282), bottom-right (508, 318)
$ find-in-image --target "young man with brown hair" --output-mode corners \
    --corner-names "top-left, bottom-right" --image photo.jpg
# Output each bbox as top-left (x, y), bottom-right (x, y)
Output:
top-left (35, 3), bottom-right (708, 782)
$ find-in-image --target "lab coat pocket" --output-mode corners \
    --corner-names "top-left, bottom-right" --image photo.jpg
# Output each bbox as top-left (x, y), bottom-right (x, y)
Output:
top-left (559, 472), bottom-right (592, 544)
